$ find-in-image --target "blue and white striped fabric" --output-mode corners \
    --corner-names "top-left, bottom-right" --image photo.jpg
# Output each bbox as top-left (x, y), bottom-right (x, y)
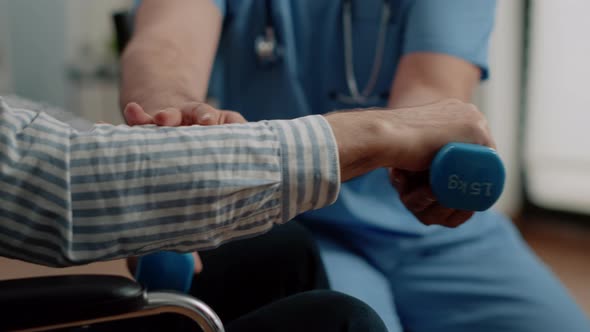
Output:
top-left (0, 97), bottom-right (340, 267)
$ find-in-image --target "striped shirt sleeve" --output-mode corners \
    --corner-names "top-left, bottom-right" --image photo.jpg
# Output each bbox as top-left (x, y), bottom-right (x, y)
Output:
top-left (0, 98), bottom-right (340, 267)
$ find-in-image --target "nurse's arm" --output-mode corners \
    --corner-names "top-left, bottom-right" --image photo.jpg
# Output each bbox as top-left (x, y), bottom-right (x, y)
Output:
top-left (388, 52), bottom-right (480, 108)
top-left (120, 0), bottom-right (221, 118)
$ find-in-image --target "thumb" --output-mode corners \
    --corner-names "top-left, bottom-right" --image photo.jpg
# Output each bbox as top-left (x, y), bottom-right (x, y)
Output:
top-left (124, 102), bottom-right (154, 126)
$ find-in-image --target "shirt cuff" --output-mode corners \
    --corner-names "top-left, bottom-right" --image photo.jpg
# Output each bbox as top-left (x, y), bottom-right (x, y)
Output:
top-left (268, 115), bottom-right (341, 222)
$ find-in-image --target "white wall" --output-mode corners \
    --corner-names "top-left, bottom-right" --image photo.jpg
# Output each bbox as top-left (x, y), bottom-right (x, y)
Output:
top-left (0, 0), bottom-right (12, 93)
top-left (64, 0), bottom-right (131, 63)
top-left (63, 0), bottom-right (132, 124)
top-left (2, 0), bottom-right (68, 107)
top-left (477, 0), bottom-right (525, 217)
top-left (1, 0), bottom-right (132, 123)
top-left (524, 0), bottom-right (590, 214)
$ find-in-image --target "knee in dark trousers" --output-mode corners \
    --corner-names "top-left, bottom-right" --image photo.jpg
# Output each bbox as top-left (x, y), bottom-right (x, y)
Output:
top-left (226, 290), bottom-right (388, 332)
top-left (191, 222), bottom-right (329, 323)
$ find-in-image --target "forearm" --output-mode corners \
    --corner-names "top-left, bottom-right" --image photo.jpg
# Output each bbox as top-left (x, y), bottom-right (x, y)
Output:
top-left (120, 36), bottom-right (206, 110)
top-left (388, 53), bottom-right (480, 108)
top-left (120, 0), bottom-right (222, 113)
top-left (0, 99), bottom-right (339, 267)
top-left (0, 92), bottom-right (493, 265)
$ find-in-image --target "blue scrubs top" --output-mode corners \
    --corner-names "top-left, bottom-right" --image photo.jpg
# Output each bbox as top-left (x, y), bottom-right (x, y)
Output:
top-left (205, 0), bottom-right (495, 234)
top-left (209, 0), bottom-right (496, 235)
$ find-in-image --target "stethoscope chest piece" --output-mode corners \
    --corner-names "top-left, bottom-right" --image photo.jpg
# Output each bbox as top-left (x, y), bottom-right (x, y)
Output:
top-left (255, 26), bottom-right (282, 66)
top-left (255, 0), bottom-right (283, 67)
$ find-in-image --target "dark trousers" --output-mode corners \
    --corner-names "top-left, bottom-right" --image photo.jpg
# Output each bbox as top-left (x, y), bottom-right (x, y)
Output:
top-left (192, 222), bottom-right (386, 332)
top-left (77, 223), bottom-right (386, 332)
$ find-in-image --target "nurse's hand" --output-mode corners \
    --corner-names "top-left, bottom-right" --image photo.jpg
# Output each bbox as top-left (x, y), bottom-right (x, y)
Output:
top-left (123, 101), bottom-right (246, 126)
top-left (325, 99), bottom-right (495, 228)
top-left (389, 169), bottom-right (475, 228)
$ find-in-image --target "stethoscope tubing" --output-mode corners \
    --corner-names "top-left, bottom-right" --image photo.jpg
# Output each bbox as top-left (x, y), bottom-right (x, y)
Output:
top-left (340, 0), bottom-right (391, 105)
top-left (256, 0), bottom-right (393, 105)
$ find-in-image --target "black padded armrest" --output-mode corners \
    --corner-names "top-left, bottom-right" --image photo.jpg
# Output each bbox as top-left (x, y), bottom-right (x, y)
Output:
top-left (0, 275), bottom-right (146, 331)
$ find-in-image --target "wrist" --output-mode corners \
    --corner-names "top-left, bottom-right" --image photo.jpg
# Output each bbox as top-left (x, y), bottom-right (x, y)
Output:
top-left (324, 110), bottom-right (392, 181)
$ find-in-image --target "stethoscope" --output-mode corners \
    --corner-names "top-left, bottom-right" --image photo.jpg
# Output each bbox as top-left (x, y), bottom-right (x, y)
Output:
top-left (254, 0), bottom-right (283, 66)
top-left (255, 0), bottom-right (393, 105)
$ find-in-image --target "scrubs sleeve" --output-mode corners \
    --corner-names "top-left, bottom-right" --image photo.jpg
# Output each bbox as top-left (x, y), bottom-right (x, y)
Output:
top-left (402, 0), bottom-right (497, 79)
top-left (209, 0), bottom-right (227, 17)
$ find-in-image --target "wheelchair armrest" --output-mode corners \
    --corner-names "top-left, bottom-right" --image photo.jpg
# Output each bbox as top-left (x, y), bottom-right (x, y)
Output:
top-left (0, 275), bottom-right (146, 331)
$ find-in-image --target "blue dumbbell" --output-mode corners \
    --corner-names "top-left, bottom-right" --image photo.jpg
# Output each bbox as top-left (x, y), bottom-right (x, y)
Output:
top-left (136, 143), bottom-right (505, 292)
top-left (430, 142), bottom-right (505, 211)
top-left (135, 251), bottom-right (195, 293)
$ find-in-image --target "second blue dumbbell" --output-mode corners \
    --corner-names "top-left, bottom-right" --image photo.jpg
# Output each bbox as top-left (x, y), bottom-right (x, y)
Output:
top-left (134, 251), bottom-right (195, 293)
